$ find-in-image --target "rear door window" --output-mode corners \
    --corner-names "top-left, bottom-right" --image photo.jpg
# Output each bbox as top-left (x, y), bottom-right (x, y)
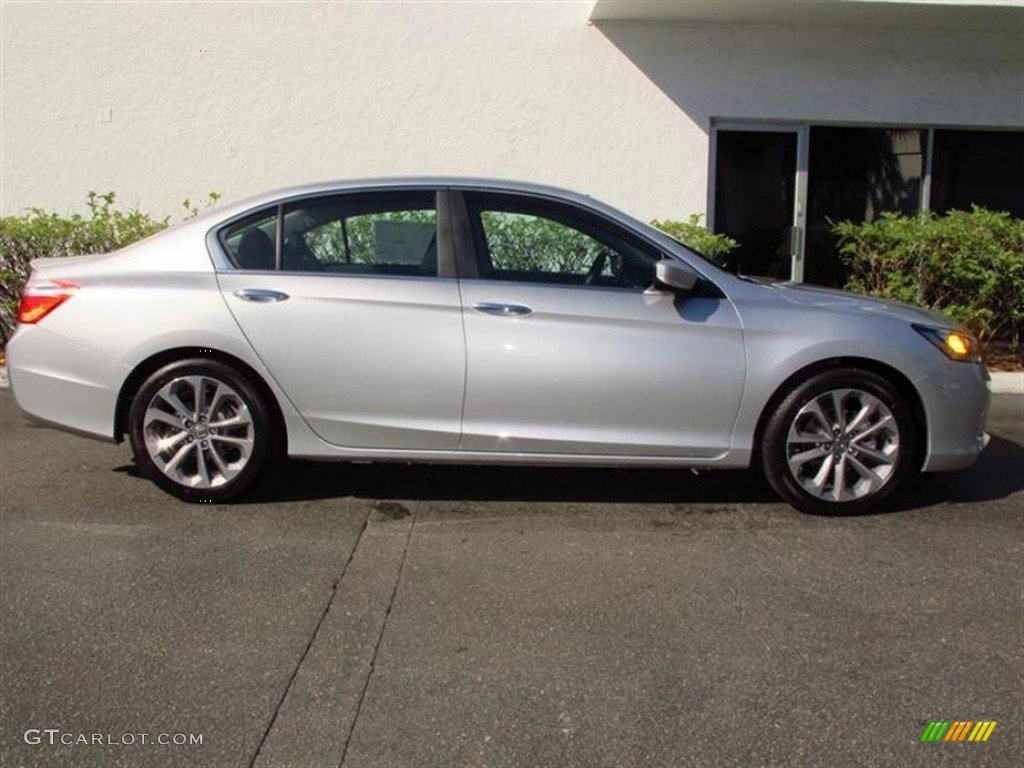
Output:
top-left (281, 192), bottom-right (438, 275)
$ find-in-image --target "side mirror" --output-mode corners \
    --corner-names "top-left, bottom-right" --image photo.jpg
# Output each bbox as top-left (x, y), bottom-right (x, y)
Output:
top-left (653, 259), bottom-right (699, 293)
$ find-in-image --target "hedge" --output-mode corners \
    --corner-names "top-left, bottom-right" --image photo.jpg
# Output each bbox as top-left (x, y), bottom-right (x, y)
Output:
top-left (833, 207), bottom-right (1024, 347)
top-left (650, 214), bottom-right (738, 262)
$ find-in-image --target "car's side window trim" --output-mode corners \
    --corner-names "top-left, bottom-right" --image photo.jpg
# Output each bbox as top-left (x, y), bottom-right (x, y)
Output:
top-left (341, 218), bottom-right (352, 264)
top-left (445, 188), bottom-right (478, 280)
top-left (435, 190), bottom-right (459, 279)
top-left (274, 203), bottom-right (284, 271)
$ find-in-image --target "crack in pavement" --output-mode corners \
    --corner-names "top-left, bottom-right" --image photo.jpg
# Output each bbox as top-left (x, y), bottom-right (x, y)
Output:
top-left (248, 508), bottom-right (371, 768)
top-left (247, 503), bottom-right (417, 768)
top-left (337, 507), bottom-right (416, 767)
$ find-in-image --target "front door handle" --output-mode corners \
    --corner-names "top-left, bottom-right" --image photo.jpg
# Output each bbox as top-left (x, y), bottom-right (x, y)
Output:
top-left (472, 301), bottom-right (533, 318)
top-left (234, 288), bottom-right (290, 303)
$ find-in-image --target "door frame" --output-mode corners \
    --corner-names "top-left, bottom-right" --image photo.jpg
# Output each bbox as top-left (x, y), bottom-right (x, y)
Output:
top-left (708, 121), bottom-right (809, 282)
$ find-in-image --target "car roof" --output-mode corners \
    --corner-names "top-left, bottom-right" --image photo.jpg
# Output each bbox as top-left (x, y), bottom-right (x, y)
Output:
top-left (197, 177), bottom-right (616, 228)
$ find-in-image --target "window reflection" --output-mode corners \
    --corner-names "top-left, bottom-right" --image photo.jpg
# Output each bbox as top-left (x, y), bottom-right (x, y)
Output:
top-left (931, 130), bottom-right (1023, 217)
top-left (805, 127), bottom-right (926, 286)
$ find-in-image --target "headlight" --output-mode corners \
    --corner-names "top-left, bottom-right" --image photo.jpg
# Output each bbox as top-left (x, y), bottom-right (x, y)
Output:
top-left (913, 325), bottom-right (980, 363)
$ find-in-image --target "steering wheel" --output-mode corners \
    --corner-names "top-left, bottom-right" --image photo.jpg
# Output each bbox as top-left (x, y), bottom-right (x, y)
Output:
top-left (584, 251), bottom-right (608, 285)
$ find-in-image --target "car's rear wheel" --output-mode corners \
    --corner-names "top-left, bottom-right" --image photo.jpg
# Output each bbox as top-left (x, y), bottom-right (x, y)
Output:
top-left (761, 368), bottom-right (917, 515)
top-left (128, 359), bottom-right (273, 502)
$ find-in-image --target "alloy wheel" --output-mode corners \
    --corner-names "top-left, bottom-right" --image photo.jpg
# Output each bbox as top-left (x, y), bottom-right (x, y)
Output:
top-left (142, 375), bottom-right (255, 489)
top-left (785, 388), bottom-right (900, 502)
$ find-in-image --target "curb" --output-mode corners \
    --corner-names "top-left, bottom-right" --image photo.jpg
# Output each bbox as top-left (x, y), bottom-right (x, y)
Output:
top-left (989, 371), bottom-right (1023, 395)
top-left (0, 366), bottom-right (1020, 394)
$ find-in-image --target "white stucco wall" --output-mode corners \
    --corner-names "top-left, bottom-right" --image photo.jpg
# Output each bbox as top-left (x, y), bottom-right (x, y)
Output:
top-left (1, 1), bottom-right (1021, 221)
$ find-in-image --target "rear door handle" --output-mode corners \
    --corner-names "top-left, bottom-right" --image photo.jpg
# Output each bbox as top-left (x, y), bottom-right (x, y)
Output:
top-left (234, 288), bottom-right (290, 303)
top-left (472, 301), bottom-right (533, 317)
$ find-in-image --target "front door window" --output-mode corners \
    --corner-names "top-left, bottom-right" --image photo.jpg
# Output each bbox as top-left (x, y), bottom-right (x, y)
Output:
top-left (465, 193), bottom-right (659, 290)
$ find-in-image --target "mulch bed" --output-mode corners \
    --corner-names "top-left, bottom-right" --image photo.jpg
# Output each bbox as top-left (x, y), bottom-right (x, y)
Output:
top-left (983, 342), bottom-right (1023, 372)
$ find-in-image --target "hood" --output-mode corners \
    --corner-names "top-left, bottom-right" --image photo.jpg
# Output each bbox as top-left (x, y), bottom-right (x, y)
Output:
top-left (768, 282), bottom-right (958, 328)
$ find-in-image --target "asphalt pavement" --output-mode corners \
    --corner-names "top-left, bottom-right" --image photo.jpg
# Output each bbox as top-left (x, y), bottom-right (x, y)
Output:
top-left (1, 391), bottom-right (1021, 767)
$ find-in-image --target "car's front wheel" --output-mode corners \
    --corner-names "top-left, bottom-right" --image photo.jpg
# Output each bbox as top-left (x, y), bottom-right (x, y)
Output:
top-left (128, 359), bottom-right (274, 502)
top-left (761, 368), bottom-right (917, 515)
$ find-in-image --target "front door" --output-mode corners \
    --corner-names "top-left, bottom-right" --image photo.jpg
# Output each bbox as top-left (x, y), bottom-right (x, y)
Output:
top-left (712, 123), bottom-right (808, 281)
top-left (454, 191), bottom-right (746, 458)
top-left (215, 189), bottom-right (466, 450)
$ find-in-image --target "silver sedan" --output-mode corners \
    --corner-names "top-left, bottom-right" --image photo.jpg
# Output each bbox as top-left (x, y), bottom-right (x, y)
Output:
top-left (7, 179), bottom-right (990, 514)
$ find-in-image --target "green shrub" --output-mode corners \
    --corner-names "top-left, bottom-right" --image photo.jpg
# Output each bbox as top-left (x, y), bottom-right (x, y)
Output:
top-left (0, 192), bottom-right (228, 347)
top-left (833, 207), bottom-right (1024, 347)
top-left (650, 214), bottom-right (738, 263)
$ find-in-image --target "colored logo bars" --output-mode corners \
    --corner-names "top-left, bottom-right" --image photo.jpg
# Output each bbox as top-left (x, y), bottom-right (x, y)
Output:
top-left (921, 721), bottom-right (997, 742)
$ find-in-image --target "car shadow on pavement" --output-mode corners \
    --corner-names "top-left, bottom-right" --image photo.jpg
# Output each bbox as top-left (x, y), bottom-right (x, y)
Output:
top-left (252, 461), bottom-right (778, 505)
top-left (888, 433), bottom-right (1024, 512)
top-left (221, 431), bottom-right (1021, 511)
top-left (111, 432), bottom-right (1023, 512)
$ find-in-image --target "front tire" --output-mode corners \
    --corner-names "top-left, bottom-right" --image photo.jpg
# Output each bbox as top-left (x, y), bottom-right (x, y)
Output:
top-left (128, 359), bottom-right (274, 502)
top-left (761, 368), bottom-right (917, 515)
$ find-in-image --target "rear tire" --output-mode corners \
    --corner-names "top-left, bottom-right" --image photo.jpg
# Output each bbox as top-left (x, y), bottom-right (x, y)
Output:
top-left (761, 368), bottom-right (917, 515)
top-left (128, 359), bottom-right (274, 502)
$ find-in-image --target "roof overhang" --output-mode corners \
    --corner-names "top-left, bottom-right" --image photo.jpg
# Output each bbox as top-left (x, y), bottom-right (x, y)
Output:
top-left (590, 0), bottom-right (1024, 34)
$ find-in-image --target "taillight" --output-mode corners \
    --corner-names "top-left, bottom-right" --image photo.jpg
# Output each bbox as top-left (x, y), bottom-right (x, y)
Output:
top-left (17, 280), bottom-right (79, 324)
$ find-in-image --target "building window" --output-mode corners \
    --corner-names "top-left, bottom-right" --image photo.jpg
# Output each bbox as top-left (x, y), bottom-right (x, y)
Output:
top-left (931, 130), bottom-right (1024, 217)
top-left (713, 129), bottom-right (798, 280)
top-left (804, 127), bottom-right (927, 286)
top-left (710, 123), bottom-right (1022, 287)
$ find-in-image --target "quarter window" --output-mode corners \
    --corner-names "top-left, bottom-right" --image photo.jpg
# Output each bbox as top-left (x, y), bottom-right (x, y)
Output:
top-left (219, 207), bottom-right (277, 271)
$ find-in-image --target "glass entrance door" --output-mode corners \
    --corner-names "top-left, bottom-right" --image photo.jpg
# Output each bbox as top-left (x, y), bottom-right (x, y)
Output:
top-left (711, 124), bottom-right (807, 281)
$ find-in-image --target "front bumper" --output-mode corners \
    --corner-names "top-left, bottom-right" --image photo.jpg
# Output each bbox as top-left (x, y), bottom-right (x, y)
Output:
top-left (917, 361), bottom-right (990, 472)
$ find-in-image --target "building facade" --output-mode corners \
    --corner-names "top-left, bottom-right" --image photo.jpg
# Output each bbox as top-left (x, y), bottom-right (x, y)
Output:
top-left (2, 0), bottom-right (1021, 284)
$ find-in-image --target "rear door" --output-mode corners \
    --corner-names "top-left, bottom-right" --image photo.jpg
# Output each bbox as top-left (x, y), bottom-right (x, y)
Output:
top-left (215, 189), bottom-right (466, 449)
top-left (454, 190), bottom-right (746, 457)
